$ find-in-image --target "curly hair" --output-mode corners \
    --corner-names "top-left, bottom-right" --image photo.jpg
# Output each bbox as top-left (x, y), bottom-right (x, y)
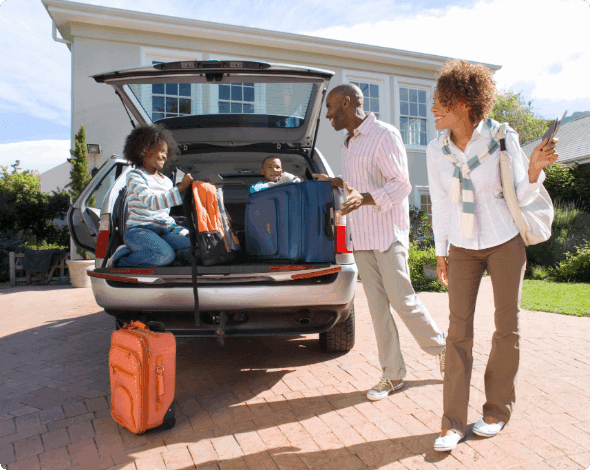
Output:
top-left (122, 124), bottom-right (179, 168)
top-left (435, 60), bottom-right (497, 125)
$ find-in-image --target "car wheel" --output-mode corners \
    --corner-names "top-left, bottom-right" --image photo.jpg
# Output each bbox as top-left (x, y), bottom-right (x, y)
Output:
top-left (319, 307), bottom-right (355, 352)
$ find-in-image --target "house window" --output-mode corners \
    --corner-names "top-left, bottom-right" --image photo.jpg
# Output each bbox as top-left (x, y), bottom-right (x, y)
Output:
top-left (420, 193), bottom-right (432, 222)
top-left (399, 87), bottom-right (428, 146)
top-left (151, 61), bottom-right (192, 121)
top-left (218, 83), bottom-right (255, 114)
top-left (350, 81), bottom-right (380, 118)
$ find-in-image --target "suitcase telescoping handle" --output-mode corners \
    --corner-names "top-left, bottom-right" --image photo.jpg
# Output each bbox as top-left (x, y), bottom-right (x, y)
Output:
top-left (323, 202), bottom-right (335, 241)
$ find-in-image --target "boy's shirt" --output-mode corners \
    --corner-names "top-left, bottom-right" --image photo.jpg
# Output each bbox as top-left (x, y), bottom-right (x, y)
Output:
top-left (249, 172), bottom-right (301, 193)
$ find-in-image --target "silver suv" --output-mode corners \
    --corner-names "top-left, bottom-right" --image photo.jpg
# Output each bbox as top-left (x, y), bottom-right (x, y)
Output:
top-left (68, 60), bottom-right (357, 351)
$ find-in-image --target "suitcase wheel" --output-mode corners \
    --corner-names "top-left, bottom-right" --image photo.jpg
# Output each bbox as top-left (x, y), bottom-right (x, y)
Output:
top-left (161, 402), bottom-right (176, 430)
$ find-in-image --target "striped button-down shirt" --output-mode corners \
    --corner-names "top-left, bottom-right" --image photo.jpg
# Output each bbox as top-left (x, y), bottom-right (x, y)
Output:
top-left (126, 167), bottom-right (189, 236)
top-left (341, 113), bottom-right (412, 252)
top-left (426, 120), bottom-right (544, 256)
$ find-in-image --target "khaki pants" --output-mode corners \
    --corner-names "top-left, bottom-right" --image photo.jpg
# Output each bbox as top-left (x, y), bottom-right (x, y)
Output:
top-left (354, 242), bottom-right (446, 381)
top-left (443, 235), bottom-right (526, 435)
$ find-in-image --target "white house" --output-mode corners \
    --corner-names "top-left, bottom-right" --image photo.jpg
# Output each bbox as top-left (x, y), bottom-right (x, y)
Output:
top-left (42, 0), bottom-right (500, 216)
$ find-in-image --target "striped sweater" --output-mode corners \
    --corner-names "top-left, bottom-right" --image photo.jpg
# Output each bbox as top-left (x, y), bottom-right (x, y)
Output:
top-left (125, 167), bottom-right (189, 236)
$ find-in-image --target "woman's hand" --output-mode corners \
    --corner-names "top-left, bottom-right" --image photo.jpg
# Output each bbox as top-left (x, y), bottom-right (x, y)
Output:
top-left (529, 137), bottom-right (559, 183)
top-left (437, 256), bottom-right (449, 287)
top-left (177, 173), bottom-right (194, 192)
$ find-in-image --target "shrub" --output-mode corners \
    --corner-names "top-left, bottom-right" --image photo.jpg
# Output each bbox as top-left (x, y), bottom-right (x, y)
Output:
top-left (409, 206), bottom-right (434, 248)
top-left (526, 200), bottom-right (590, 269)
top-left (549, 241), bottom-right (590, 283)
top-left (408, 242), bottom-right (447, 292)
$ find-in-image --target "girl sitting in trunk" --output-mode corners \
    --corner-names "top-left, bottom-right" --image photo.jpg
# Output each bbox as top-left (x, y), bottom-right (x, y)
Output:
top-left (108, 124), bottom-right (194, 267)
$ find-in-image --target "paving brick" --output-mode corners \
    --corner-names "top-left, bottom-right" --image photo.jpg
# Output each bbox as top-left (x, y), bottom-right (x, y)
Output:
top-left (544, 456), bottom-right (584, 469)
top-left (0, 420), bottom-right (16, 439)
top-left (67, 421), bottom-right (95, 444)
top-left (7, 454), bottom-right (40, 470)
top-left (41, 428), bottom-right (71, 452)
top-left (243, 451), bottom-right (278, 470)
top-left (134, 453), bottom-right (166, 470)
top-left (38, 446), bottom-right (72, 470)
top-left (84, 397), bottom-right (109, 413)
top-left (162, 446), bottom-right (196, 470)
top-left (14, 434), bottom-right (44, 460)
top-left (0, 443), bottom-right (15, 466)
top-left (67, 438), bottom-right (99, 466)
top-left (14, 411), bottom-right (42, 432)
top-left (39, 407), bottom-right (65, 426)
top-left (62, 402), bottom-right (89, 419)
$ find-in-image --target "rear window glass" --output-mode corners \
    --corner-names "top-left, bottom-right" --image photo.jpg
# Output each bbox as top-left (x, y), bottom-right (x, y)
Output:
top-left (126, 81), bottom-right (316, 128)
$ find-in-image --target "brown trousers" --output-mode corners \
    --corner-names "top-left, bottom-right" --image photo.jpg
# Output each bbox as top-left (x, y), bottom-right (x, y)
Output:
top-left (442, 235), bottom-right (527, 435)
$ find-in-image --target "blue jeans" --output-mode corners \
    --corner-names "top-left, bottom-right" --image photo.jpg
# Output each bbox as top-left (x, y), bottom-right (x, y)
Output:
top-left (116, 224), bottom-right (191, 267)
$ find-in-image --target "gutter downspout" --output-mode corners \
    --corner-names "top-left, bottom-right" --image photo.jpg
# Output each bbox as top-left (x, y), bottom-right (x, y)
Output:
top-left (52, 20), bottom-right (73, 46)
top-left (52, 19), bottom-right (76, 260)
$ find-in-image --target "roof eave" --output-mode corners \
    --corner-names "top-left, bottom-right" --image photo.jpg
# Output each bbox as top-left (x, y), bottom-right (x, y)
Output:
top-left (42, 0), bottom-right (501, 72)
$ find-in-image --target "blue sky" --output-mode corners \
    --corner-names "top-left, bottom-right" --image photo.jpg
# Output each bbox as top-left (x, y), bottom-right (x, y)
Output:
top-left (1, 0), bottom-right (589, 172)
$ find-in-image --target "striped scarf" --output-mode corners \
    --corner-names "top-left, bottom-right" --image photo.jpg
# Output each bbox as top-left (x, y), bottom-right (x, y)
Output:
top-left (441, 118), bottom-right (506, 238)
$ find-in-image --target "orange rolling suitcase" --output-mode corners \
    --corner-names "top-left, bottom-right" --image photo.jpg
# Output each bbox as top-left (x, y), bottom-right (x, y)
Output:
top-left (109, 321), bottom-right (176, 434)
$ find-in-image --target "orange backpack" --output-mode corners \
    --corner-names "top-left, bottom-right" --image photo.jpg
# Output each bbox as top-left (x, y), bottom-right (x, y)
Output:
top-left (187, 181), bottom-right (240, 266)
top-left (109, 321), bottom-right (176, 434)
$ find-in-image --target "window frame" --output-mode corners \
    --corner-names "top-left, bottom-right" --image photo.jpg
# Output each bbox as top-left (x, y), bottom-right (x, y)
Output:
top-left (207, 54), bottom-right (267, 114)
top-left (342, 70), bottom-right (391, 124)
top-left (414, 185), bottom-right (433, 221)
top-left (140, 47), bottom-right (204, 119)
top-left (393, 77), bottom-right (435, 151)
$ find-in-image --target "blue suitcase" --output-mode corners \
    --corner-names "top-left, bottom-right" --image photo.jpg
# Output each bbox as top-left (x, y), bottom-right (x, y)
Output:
top-left (245, 181), bottom-right (336, 263)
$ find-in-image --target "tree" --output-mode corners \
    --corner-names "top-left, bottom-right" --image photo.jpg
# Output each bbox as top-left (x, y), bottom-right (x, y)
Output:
top-left (489, 90), bottom-right (550, 145)
top-left (0, 163), bottom-right (69, 246)
top-left (68, 124), bottom-right (94, 204)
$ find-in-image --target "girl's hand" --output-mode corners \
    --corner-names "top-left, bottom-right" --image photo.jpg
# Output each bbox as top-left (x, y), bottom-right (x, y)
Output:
top-left (437, 256), bottom-right (449, 287)
top-left (529, 137), bottom-right (559, 182)
top-left (177, 173), bottom-right (194, 192)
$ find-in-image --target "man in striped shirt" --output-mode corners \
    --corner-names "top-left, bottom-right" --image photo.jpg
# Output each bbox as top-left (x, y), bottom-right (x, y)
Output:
top-left (314, 83), bottom-right (446, 400)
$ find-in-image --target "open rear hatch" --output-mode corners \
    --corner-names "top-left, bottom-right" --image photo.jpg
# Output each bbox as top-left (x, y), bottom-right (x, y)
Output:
top-left (92, 60), bottom-right (333, 150)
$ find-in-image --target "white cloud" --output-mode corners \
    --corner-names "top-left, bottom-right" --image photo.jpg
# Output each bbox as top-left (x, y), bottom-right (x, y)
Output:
top-left (303, 0), bottom-right (590, 104)
top-left (0, 140), bottom-right (71, 174)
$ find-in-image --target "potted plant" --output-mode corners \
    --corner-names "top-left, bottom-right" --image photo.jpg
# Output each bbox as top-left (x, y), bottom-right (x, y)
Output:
top-left (65, 125), bottom-right (96, 287)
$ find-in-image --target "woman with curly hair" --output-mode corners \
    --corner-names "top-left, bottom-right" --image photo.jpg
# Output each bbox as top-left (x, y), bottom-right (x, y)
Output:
top-left (427, 61), bottom-right (558, 451)
top-left (108, 124), bottom-right (194, 267)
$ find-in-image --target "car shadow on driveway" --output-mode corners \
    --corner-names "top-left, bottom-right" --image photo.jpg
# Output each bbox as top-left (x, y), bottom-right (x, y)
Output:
top-left (0, 310), bottom-right (447, 469)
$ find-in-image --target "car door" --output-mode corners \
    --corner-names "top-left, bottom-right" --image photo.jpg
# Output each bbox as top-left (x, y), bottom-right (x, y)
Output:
top-left (67, 157), bottom-right (129, 253)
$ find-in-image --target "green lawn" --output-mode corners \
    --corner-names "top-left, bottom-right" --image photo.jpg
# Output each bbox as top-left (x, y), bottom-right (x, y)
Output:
top-left (521, 280), bottom-right (590, 316)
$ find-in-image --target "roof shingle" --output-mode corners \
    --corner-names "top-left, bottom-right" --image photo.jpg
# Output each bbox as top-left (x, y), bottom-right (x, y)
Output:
top-left (521, 114), bottom-right (590, 165)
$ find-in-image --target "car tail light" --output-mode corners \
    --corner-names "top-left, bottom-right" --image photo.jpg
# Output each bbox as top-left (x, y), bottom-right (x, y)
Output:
top-left (95, 213), bottom-right (111, 259)
top-left (335, 211), bottom-right (352, 254)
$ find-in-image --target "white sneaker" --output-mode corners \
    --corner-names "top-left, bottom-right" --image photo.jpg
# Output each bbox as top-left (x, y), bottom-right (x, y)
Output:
top-left (366, 377), bottom-right (404, 401)
top-left (473, 418), bottom-right (505, 437)
top-left (434, 431), bottom-right (462, 451)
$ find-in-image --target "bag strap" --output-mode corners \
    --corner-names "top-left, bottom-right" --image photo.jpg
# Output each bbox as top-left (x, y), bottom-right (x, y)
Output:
top-left (182, 188), bottom-right (201, 328)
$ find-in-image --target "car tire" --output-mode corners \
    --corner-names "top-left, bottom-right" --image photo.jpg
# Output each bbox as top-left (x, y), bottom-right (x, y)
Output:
top-left (319, 307), bottom-right (355, 352)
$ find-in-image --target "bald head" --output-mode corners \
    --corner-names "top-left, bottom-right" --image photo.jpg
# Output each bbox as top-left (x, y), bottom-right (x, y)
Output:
top-left (325, 83), bottom-right (367, 133)
top-left (328, 83), bottom-right (364, 107)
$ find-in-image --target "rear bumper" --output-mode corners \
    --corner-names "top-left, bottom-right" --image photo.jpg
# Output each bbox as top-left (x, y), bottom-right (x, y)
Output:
top-left (91, 264), bottom-right (357, 312)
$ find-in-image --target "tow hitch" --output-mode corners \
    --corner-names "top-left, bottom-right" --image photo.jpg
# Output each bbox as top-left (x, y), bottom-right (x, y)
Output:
top-left (214, 312), bottom-right (227, 346)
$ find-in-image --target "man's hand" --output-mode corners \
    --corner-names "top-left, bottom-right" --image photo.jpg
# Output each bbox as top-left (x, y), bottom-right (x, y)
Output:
top-left (529, 137), bottom-right (559, 182)
top-left (436, 256), bottom-right (449, 287)
top-left (340, 182), bottom-right (374, 215)
top-left (177, 173), bottom-right (194, 192)
top-left (312, 173), bottom-right (344, 188)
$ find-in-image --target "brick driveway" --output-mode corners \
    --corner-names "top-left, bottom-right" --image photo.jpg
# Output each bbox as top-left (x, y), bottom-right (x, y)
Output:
top-left (1, 279), bottom-right (590, 470)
